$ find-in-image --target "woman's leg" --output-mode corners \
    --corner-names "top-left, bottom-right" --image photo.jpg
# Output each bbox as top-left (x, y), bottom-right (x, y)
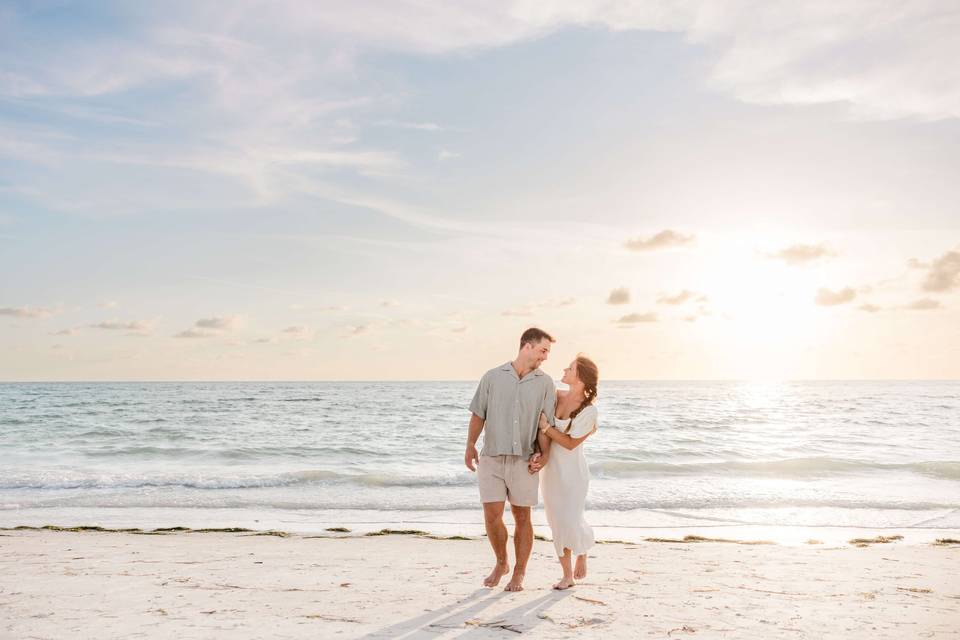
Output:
top-left (574, 554), bottom-right (587, 579)
top-left (554, 548), bottom-right (575, 590)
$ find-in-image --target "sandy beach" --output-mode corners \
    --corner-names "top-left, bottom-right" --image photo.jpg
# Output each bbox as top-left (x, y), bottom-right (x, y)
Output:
top-left (2, 527), bottom-right (958, 639)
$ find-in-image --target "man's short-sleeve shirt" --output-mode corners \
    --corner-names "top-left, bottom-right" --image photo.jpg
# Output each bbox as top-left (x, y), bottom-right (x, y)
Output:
top-left (469, 362), bottom-right (557, 458)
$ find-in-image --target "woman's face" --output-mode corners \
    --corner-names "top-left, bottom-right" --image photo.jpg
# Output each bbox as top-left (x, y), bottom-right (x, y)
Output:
top-left (561, 360), bottom-right (579, 386)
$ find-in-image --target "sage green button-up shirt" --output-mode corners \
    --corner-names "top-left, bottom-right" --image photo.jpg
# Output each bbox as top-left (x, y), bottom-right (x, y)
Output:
top-left (469, 362), bottom-right (557, 458)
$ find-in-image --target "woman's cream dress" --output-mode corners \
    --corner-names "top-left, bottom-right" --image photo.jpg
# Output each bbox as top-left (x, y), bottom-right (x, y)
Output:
top-left (540, 405), bottom-right (597, 557)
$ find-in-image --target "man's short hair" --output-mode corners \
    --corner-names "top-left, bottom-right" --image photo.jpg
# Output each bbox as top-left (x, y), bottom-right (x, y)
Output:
top-left (519, 327), bottom-right (555, 350)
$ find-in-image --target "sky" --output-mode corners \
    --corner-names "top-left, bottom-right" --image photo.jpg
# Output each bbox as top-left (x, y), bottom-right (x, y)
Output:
top-left (1, 1), bottom-right (959, 381)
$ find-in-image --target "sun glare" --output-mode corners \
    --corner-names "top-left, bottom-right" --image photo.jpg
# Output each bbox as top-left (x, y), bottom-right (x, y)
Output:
top-left (700, 248), bottom-right (829, 380)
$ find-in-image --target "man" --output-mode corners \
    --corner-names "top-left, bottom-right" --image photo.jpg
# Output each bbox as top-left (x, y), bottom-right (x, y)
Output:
top-left (464, 327), bottom-right (557, 592)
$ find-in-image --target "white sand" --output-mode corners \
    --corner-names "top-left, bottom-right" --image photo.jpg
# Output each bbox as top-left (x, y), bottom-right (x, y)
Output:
top-left (1, 528), bottom-right (958, 639)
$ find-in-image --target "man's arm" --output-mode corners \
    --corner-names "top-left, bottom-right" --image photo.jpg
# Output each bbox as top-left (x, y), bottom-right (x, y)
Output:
top-left (464, 413), bottom-right (484, 471)
top-left (465, 373), bottom-right (489, 472)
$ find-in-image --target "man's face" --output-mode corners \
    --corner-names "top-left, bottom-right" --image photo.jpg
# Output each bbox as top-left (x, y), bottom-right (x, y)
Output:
top-left (527, 339), bottom-right (551, 368)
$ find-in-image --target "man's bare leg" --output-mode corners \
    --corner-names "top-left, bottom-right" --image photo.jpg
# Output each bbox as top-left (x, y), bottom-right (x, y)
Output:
top-left (482, 501), bottom-right (510, 587)
top-left (505, 505), bottom-right (532, 592)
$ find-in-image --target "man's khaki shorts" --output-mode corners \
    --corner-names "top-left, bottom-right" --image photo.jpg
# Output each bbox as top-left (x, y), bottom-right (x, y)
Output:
top-left (478, 454), bottom-right (539, 507)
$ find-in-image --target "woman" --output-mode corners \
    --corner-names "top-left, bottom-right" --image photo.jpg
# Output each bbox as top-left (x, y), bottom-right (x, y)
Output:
top-left (537, 354), bottom-right (599, 590)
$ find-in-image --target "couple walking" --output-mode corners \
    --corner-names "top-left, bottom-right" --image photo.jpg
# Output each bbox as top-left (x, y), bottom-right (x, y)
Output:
top-left (464, 327), bottom-right (599, 591)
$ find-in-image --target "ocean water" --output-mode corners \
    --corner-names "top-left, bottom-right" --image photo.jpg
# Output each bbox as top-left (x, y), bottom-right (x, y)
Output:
top-left (1, 381), bottom-right (959, 537)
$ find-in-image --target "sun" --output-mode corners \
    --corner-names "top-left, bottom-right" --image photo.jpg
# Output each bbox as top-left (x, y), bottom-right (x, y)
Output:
top-left (698, 247), bottom-right (831, 380)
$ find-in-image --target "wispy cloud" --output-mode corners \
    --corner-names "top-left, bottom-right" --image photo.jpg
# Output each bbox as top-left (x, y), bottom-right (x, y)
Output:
top-left (195, 316), bottom-right (244, 331)
top-left (901, 298), bottom-right (942, 311)
top-left (377, 120), bottom-right (445, 131)
top-left (281, 325), bottom-right (314, 340)
top-left (858, 303), bottom-right (882, 313)
top-left (767, 243), bottom-right (836, 265)
top-left (539, 298), bottom-right (576, 308)
top-left (173, 315), bottom-right (243, 338)
top-left (289, 303), bottom-right (348, 312)
top-left (174, 328), bottom-right (217, 339)
top-left (89, 320), bottom-right (153, 335)
top-left (438, 149), bottom-right (460, 160)
top-left (815, 287), bottom-right (856, 306)
top-left (656, 290), bottom-right (704, 305)
top-left (616, 312), bottom-right (658, 325)
top-left (625, 230), bottom-right (695, 252)
top-left (607, 287), bottom-right (630, 305)
top-left (0, 305), bottom-right (57, 318)
top-left (501, 308), bottom-right (534, 317)
top-left (344, 324), bottom-right (369, 338)
top-left (97, 301), bottom-right (119, 309)
top-left (49, 327), bottom-right (80, 336)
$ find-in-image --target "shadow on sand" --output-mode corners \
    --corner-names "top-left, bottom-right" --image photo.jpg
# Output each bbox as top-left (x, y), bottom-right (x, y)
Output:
top-left (358, 587), bottom-right (571, 639)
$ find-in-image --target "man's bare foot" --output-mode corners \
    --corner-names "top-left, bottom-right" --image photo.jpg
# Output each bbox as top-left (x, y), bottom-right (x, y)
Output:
top-left (574, 554), bottom-right (587, 580)
top-left (504, 571), bottom-right (525, 592)
top-left (483, 563), bottom-right (510, 588)
top-left (553, 576), bottom-right (575, 590)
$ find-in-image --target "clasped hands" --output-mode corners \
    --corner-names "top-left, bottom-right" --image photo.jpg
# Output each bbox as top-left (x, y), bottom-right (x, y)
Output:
top-left (527, 411), bottom-right (551, 474)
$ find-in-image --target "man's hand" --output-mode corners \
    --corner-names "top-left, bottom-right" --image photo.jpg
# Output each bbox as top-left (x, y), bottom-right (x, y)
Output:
top-left (465, 443), bottom-right (479, 472)
top-left (528, 452), bottom-right (548, 474)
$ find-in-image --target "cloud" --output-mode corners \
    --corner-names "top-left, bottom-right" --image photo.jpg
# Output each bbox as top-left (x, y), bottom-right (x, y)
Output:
top-left (657, 289), bottom-right (700, 305)
top-left (194, 316), bottom-right (244, 330)
top-left (378, 120), bottom-right (444, 131)
top-left (451, 324), bottom-right (469, 334)
top-left (438, 149), bottom-right (460, 160)
top-left (174, 315), bottom-right (244, 338)
top-left (0, 305), bottom-right (57, 318)
top-left (281, 325), bottom-right (314, 340)
top-left (97, 300), bottom-right (119, 309)
top-left (624, 230), bottom-right (695, 252)
top-left (902, 298), bottom-right (942, 311)
top-left (616, 312), bottom-right (658, 325)
top-left (815, 287), bottom-right (856, 306)
top-left (767, 243), bottom-right (837, 265)
top-left (174, 328), bottom-right (217, 339)
top-left (89, 320), bottom-right (153, 334)
top-left (345, 324), bottom-right (369, 338)
top-left (540, 297), bottom-right (576, 308)
top-left (379, 300), bottom-right (400, 308)
top-left (858, 303), bottom-right (882, 313)
top-left (501, 308), bottom-right (534, 317)
top-left (920, 249), bottom-right (960, 292)
top-left (607, 287), bottom-right (630, 305)
top-left (49, 328), bottom-right (79, 336)
top-left (289, 303), bottom-right (347, 312)
top-left (254, 336), bottom-right (279, 344)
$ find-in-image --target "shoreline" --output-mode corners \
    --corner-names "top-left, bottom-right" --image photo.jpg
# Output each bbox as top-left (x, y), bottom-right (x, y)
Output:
top-left (3, 523), bottom-right (959, 548)
top-left (2, 528), bottom-right (958, 638)
top-left (3, 504), bottom-right (959, 546)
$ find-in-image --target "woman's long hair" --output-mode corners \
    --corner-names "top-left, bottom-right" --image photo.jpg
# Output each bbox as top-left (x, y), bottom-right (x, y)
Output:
top-left (568, 354), bottom-right (599, 427)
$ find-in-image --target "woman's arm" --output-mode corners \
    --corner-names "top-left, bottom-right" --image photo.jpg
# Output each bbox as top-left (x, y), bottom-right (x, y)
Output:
top-left (538, 411), bottom-right (596, 451)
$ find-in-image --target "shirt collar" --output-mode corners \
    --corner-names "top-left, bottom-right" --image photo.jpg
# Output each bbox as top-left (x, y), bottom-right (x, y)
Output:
top-left (500, 361), bottom-right (543, 380)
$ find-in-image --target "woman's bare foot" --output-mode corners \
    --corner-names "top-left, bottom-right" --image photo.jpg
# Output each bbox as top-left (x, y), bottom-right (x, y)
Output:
top-left (553, 576), bottom-right (575, 590)
top-left (574, 554), bottom-right (587, 579)
top-left (483, 563), bottom-right (510, 588)
top-left (504, 571), bottom-right (525, 592)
